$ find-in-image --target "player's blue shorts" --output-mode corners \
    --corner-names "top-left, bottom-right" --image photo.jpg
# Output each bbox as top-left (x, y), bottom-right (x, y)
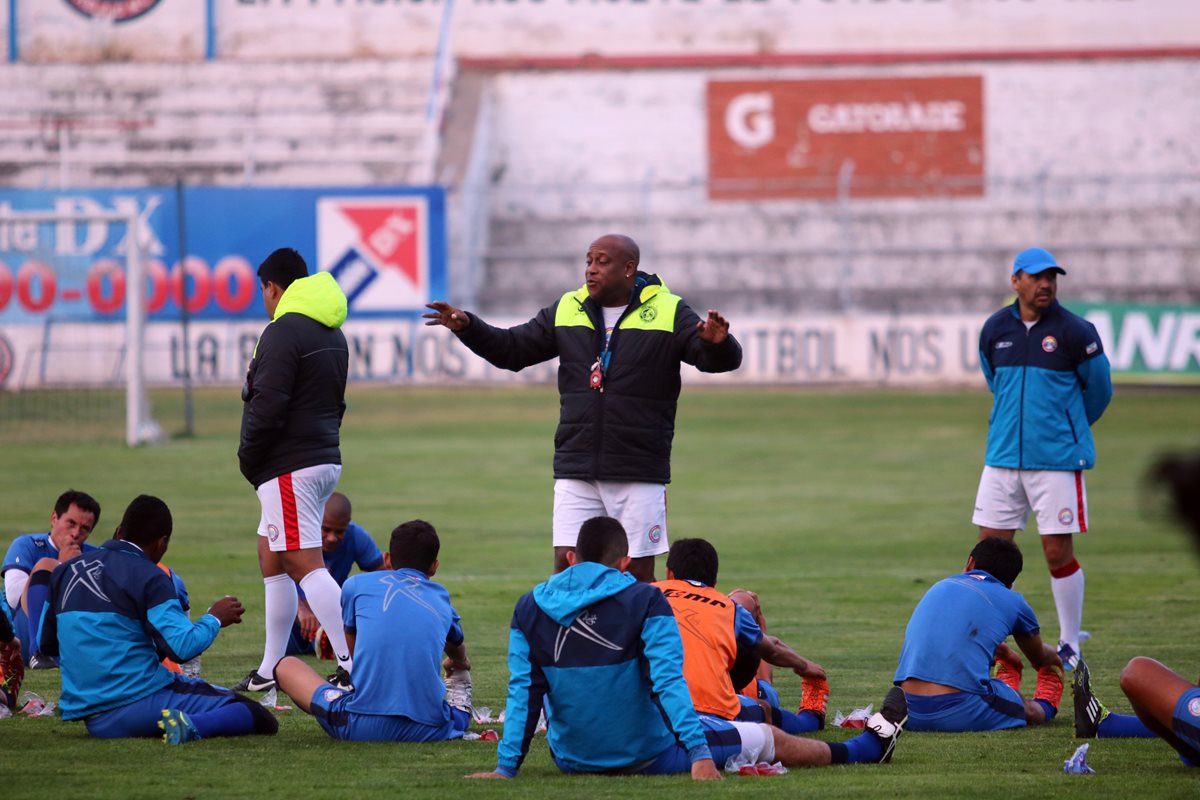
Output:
top-left (904, 679), bottom-right (1027, 733)
top-left (1171, 686), bottom-right (1200, 762)
top-left (83, 676), bottom-right (251, 739)
top-left (552, 714), bottom-right (763, 775)
top-left (309, 682), bottom-right (470, 742)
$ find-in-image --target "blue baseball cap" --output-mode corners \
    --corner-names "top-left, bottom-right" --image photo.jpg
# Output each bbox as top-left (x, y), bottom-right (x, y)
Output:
top-left (1013, 247), bottom-right (1066, 276)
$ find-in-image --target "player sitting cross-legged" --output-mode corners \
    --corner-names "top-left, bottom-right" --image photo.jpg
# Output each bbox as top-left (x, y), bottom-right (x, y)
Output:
top-left (274, 520), bottom-right (474, 742)
top-left (35, 495), bottom-right (278, 743)
top-left (894, 537), bottom-right (1064, 732)
top-left (469, 517), bottom-right (907, 781)
top-left (654, 538), bottom-right (831, 734)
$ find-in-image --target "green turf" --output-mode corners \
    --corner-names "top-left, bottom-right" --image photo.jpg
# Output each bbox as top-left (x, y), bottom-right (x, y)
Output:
top-left (1, 385), bottom-right (1198, 798)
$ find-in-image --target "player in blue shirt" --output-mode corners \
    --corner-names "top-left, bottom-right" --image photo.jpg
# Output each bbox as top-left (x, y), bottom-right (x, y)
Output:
top-left (35, 495), bottom-right (278, 743)
top-left (2, 490), bottom-right (101, 663)
top-left (274, 519), bottom-right (473, 742)
top-left (470, 517), bottom-right (907, 781)
top-left (284, 492), bottom-right (383, 658)
top-left (894, 537), bottom-right (1064, 732)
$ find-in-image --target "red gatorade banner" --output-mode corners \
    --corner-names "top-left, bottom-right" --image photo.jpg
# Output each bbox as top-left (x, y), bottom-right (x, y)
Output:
top-left (708, 76), bottom-right (984, 200)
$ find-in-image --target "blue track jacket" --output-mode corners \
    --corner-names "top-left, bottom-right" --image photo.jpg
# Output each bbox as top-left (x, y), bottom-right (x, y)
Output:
top-left (979, 299), bottom-right (1112, 470)
top-left (39, 539), bottom-right (221, 720)
top-left (495, 562), bottom-right (711, 777)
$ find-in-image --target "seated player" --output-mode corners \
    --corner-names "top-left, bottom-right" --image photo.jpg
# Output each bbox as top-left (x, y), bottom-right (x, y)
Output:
top-left (2, 489), bottom-right (100, 663)
top-left (285, 492), bottom-right (383, 658)
top-left (469, 517), bottom-right (907, 781)
top-left (274, 520), bottom-right (473, 742)
top-left (1069, 451), bottom-right (1200, 765)
top-left (894, 537), bottom-right (1064, 732)
top-left (34, 495), bottom-right (278, 743)
top-left (655, 538), bottom-right (830, 733)
top-left (0, 602), bottom-right (22, 709)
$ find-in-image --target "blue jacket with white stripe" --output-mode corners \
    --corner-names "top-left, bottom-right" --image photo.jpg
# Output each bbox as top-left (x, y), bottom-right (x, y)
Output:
top-left (494, 561), bottom-right (711, 777)
top-left (979, 299), bottom-right (1113, 471)
top-left (39, 539), bottom-right (221, 720)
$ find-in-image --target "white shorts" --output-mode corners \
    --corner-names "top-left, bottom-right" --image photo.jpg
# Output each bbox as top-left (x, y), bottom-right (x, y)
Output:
top-left (699, 716), bottom-right (776, 765)
top-left (256, 464), bottom-right (342, 552)
top-left (552, 479), bottom-right (669, 558)
top-left (972, 466), bottom-right (1089, 535)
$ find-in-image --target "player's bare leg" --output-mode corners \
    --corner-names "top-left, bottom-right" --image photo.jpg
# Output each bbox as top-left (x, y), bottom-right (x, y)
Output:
top-left (274, 656), bottom-right (327, 714)
top-left (1121, 657), bottom-right (1200, 760)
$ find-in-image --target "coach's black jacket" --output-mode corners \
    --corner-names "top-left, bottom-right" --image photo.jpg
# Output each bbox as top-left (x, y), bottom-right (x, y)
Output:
top-left (456, 273), bottom-right (742, 484)
top-left (238, 273), bottom-right (349, 488)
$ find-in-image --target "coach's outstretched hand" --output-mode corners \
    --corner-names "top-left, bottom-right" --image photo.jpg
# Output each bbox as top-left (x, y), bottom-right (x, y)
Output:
top-left (691, 758), bottom-right (722, 781)
top-left (696, 309), bottom-right (730, 345)
top-left (424, 301), bottom-right (471, 332)
top-left (207, 596), bottom-right (245, 627)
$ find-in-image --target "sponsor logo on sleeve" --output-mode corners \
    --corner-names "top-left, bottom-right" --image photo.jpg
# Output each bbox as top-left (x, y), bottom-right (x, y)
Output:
top-left (1085, 342), bottom-right (1098, 355)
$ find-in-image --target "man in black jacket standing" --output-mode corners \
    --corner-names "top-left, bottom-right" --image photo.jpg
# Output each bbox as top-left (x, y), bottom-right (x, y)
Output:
top-left (424, 233), bottom-right (741, 582)
top-left (235, 248), bottom-right (352, 692)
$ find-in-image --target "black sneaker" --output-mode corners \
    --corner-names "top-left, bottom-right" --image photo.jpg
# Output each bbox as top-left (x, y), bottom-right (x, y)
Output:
top-left (864, 686), bottom-right (908, 763)
top-left (1073, 659), bottom-right (1107, 738)
top-left (232, 669), bottom-right (276, 692)
top-left (327, 666), bottom-right (354, 691)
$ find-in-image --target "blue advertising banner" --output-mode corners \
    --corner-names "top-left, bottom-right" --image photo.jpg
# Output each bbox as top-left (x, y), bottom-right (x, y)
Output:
top-left (0, 186), bottom-right (447, 323)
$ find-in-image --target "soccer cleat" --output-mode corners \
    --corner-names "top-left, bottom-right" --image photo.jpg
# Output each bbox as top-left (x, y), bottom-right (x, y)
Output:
top-left (1034, 663), bottom-right (1065, 712)
top-left (445, 668), bottom-right (473, 713)
top-left (1072, 659), bottom-right (1108, 738)
top-left (327, 665), bottom-right (354, 692)
top-left (27, 652), bottom-right (57, 670)
top-left (159, 709), bottom-right (202, 745)
top-left (993, 646), bottom-right (1024, 694)
top-left (314, 627), bottom-right (335, 661)
top-left (232, 669), bottom-right (276, 692)
top-left (799, 676), bottom-right (829, 730)
top-left (1057, 641), bottom-right (1081, 672)
top-left (864, 686), bottom-right (908, 763)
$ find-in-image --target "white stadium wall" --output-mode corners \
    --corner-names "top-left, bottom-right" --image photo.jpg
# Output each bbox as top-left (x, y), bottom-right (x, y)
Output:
top-left (4, 1), bottom-right (1198, 62)
top-left (0, 0), bottom-right (1197, 388)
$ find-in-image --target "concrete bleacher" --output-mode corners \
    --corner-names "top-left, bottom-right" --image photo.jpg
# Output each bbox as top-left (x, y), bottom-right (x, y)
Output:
top-left (0, 59), bottom-right (440, 188)
top-left (476, 196), bottom-right (1200, 315)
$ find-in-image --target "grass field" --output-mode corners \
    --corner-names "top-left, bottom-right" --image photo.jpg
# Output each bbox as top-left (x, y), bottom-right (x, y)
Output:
top-left (1, 384), bottom-right (1198, 799)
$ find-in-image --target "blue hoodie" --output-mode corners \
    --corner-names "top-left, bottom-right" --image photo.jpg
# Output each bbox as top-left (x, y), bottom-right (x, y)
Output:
top-left (495, 561), bottom-right (711, 777)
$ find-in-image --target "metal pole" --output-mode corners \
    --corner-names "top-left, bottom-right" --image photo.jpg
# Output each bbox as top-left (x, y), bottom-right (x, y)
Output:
top-left (836, 158), bottom-right (857, 311)
top-left (126, 212), bottom-right (143, 447)
top-left (175, 178), bottom-right (195, 437)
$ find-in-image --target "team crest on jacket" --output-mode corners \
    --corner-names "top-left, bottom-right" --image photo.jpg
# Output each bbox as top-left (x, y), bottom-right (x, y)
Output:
top-left (639, 306), bottom-right (657, 323)
top-left (1042, 336), bottom-right (1059, 353)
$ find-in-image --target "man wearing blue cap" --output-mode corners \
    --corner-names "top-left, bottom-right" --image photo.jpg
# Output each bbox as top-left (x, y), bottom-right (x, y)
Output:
top-left (972, 247), bottom-right (1112, 672)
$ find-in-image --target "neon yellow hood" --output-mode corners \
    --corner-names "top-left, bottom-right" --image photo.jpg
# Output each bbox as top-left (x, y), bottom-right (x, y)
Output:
top-left (273, 272), bottom-right (347, 329)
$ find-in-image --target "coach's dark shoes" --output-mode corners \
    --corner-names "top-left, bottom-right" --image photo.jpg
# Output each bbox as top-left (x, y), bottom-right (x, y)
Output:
top-left (1073, 659), bottom-right (1108, 738)
top-left (865, 686), bottom-right (908, 763)
top-left (327, 665), bottom-right (354, 692)
top-left (233, 669), bottom-right (277, 692)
